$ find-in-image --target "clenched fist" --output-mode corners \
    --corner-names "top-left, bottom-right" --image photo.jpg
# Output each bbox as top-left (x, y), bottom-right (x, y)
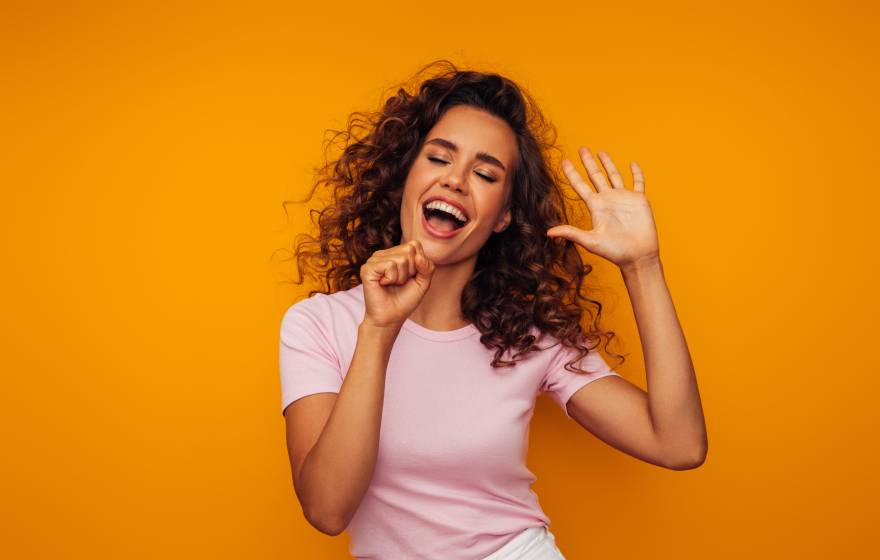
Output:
top-left (359, 240), bottom-right (436, 328)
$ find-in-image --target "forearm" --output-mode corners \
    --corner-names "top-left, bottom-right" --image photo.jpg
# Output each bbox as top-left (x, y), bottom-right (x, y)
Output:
top-left (298, 322), bottom-right (400, 533)
top-left (620, 256), bottom-right (707, 467)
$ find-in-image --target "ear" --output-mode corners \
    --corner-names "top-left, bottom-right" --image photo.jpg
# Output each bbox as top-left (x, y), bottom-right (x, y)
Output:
top-left (493, 207), bottom-right (512, 233)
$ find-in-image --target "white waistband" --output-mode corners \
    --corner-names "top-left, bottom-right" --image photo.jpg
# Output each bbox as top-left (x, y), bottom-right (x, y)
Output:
top-left (480, 525), bottom-right (566, 560)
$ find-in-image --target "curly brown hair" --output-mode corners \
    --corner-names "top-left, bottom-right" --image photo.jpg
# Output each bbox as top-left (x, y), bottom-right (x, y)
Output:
top-left (276, 59), bottom-right (625, 375)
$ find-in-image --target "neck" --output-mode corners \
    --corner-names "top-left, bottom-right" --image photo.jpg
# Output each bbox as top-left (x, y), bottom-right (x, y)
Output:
top-left (407, 253), bottom-right (477, 331)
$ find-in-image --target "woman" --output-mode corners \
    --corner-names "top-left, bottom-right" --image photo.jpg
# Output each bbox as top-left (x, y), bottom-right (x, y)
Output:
top-left (278, 60), bottom-right (707, 559)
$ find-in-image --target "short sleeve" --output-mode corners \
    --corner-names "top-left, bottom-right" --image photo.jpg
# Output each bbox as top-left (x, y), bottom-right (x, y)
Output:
top-left (540, 343), bottom-right (622, 420)
top-left (279, 300), bottom-right (343, 417)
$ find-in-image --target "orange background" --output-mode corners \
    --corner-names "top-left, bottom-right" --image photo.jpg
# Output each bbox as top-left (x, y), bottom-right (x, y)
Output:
top-left (2, 1), bottom-right (878, 558)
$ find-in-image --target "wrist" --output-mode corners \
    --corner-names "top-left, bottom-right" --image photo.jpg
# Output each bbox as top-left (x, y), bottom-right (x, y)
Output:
top-left (359, 319), bottom-right (403, 339)
top-left (620, 253), bottom-right (662, 276)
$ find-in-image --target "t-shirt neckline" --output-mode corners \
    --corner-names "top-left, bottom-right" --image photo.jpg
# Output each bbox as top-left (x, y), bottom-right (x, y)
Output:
top-left (353, 283), bottom-right (479, 341)
top-left (401, 317), bottom-right (481, 342)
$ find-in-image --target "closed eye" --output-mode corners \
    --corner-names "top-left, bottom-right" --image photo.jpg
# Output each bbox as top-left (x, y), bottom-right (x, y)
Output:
top-left (427, 156), bottom-right (497, 183)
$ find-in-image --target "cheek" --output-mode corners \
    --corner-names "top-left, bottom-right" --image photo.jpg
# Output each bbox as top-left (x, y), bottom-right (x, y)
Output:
top-left (401, 162), bottom-right (436, 207)
top-left (400, 177), bottom-right (423, 232)
top-left (402, 165), bottom-right (427, 199)
top-left (476, 191), bottom-right (507, 221)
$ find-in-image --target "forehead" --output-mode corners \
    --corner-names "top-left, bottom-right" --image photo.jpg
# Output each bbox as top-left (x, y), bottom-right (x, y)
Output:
top-left (425, 105), bottom-right (517, 167)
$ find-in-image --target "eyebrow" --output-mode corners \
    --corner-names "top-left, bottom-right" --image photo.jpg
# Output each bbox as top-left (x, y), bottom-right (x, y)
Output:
top-left (424, 137), bottom-right (507, 172)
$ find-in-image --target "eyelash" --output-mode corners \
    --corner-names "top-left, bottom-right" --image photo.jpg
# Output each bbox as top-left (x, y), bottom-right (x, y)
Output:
top-left (427, 156), bottom-right (497, 183)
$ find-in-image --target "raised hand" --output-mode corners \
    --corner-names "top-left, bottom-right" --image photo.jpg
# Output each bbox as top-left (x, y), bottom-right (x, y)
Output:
top-left (360, 239), bottom-right (436, 328)
top-left (547, 147), bottom-right (660, 269)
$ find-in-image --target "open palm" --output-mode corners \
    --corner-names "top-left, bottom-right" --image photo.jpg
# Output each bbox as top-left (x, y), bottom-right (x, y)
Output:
top-left (547, 147), bottom-right (659, 269)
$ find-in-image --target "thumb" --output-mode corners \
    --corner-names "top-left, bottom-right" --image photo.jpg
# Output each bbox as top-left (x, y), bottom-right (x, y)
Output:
top-left (547, 225), bottom-right (599, 251)
top-left (413, 252), bottom-right (435, 287)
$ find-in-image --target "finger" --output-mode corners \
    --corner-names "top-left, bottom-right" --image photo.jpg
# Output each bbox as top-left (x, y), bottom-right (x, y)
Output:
top-left (374, 262), bottom-right (387, 285)
top-left (411, 239), bottom-right (427, 260)
top-left (597, 151), bottom-right (626, 189)
top-left (411, 240), bottom-right (432, 276)
top-left (578, 147), bottom-right (612, 192)
top-left (405, 242), bottom-right (418, 277)
top-left (394, 241), bottom-right (418, 278)
top-left (405, 249), bottom-right (419, 278)
top-left (561, 158), bottom-right (596, 204)
top-left (380, 260), bottom-right (398, 285)
top-left (631, 161), bottom-right (645, 193)
top-left (411, 239), bottom-right (424, 262)
top-left (392, 255), bottom-right (411, 284)
top-left (546, 224), bottom-right (599, 252)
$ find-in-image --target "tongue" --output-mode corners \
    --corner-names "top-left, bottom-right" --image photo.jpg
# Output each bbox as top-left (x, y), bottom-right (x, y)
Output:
top-left (428, 214), bottom-right (457, 232)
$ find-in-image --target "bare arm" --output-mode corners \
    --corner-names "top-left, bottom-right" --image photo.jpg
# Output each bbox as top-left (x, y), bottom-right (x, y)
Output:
top-left (284, 239), bottom-right (434, 535)
top-left (550, 148), bottom-right (707, 470)
top-left (287, 321), bottom-right (400, 535)
top-left (620, 257), bottom-right (707, 467)
top-left (566, 256), bottom-right (707, 470)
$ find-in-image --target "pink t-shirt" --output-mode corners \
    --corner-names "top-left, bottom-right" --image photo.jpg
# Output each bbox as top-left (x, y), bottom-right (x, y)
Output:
top-left (279, 283), bottom-right (621, 559)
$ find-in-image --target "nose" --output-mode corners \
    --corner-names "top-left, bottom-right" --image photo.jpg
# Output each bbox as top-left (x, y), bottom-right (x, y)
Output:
top-left (441, 167), bottom-right (468, 195)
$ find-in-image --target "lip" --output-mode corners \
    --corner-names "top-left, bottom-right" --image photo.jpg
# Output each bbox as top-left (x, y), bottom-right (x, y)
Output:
top-left (422, 195), bottom-right (470, 222)
top-left (421, 206), bottom-right (467, 239)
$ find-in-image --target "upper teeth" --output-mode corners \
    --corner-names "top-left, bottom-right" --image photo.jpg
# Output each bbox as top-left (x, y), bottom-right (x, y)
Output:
top-left (424, 200), bottom-right (468, 222)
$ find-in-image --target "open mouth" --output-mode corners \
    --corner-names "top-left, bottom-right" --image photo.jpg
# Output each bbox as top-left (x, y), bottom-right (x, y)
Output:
top-left (422, 200), bottom-right (469, 232)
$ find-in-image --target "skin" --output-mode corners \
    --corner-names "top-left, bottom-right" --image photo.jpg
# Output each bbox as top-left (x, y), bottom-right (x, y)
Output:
top-left (548, 148), bottom-right (708, 470)
top-left (398, 104), bottom-right (515, 331)
top-left (285, 107), bottom-right (708, 537)
top-left (395, 105), bottom-right (708, 470)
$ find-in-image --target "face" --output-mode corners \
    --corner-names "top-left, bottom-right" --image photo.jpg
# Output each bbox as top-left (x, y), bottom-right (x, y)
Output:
top-left (400, 104), bottom-right (516, 264)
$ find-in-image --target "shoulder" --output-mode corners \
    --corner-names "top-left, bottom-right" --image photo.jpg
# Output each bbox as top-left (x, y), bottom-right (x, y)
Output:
top-left (530, 326), bottom-right (567, 360)
top-left (532, 327), bottom-right (611, 375)
top-left (282, 283), bottom-right (366, 333)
